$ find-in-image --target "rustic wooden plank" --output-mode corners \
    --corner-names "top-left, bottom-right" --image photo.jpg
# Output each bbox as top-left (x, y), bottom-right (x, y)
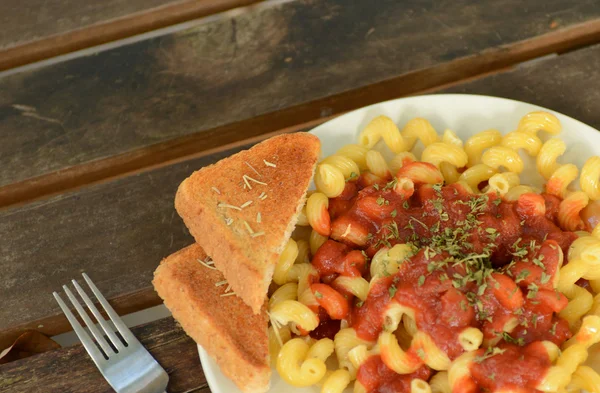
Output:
top-left (0, 0), bottom-right (262, 70)
top-left (4, 41), bottom-right (600, 351)
top-left (0, 143), bottom-right (253, 349)
top-left (440, 47), bottom-right (600, 124)
top-left (2, 0), bottom-right (600, 207)
top-left (0, 317), bottom-right (210, 393)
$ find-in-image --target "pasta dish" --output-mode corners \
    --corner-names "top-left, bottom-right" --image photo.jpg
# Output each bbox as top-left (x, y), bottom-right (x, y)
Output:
top-left (268, 112), bottom-right (600, 393)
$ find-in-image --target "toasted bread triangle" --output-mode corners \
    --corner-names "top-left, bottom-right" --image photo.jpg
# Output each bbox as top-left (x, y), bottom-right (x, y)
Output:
top-left (153, 244), bottom-right (270, 393)
top-left (175, 133), bottom-right (321, 313)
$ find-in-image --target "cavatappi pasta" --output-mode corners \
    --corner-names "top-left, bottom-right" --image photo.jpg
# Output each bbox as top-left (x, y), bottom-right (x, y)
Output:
top-left (268, 112), bottom-right (600, 393)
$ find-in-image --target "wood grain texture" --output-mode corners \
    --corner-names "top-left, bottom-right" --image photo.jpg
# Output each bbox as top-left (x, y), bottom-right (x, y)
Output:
top-left (0, 0), bottom-right (177, 50)
top-left (0, 317), bottom-right (210, 393)
top-left (4, 43), bottom-right (600, 347)
top-left (2, 0), bottom-right (600, 203)
top-left (0, 143), bottom-right (254, 349)
top-left (0, 0), bottom-right (262, 70)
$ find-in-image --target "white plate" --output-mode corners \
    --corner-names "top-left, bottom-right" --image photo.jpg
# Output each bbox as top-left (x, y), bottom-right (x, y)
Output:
top-left (198, 94), bottom-right (600, 393)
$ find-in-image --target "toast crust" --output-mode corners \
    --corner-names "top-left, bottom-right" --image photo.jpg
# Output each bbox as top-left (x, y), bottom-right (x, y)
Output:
top-left (175, 133), bottom-right (320, 313)
top-left (153, 244), bottom-right (270, 393)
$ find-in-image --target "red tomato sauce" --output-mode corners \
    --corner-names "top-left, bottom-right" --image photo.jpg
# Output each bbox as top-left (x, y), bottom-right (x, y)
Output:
top-left (308, 178), bottom-right (579, 393)
top-left (357, 355), bottom-right (431, 393)
top-left (469, 342), bottom-right (552, 392)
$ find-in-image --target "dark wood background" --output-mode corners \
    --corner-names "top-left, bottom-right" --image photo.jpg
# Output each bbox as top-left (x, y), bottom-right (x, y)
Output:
top-left (3, 0), bottom-right (600, 391)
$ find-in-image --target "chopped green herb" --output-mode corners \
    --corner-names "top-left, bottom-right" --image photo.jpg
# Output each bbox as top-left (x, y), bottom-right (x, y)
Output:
top-left (314, 291), bottom-right (323, 299)
top-left (416, 348), bottom-right (426, 360)
top-left (418, 275), bottom-right (426, 287)
top-left (388, 285), bottom-right (397, 298)
top-left (527, 283), bottom-right (539, 299)
top-left (383, 178), bottom-right (398, 191)
top-left (391, 209), bottom-right (397, 218)
top-left (474, 347), bottom-right (506, 363)
top-left (502, 332), bottom-right (525, 346)
top-left (515, 270), bottom-right (531, 283)
top-left (403, 200), bottom-right (410, 210)
top-left (541, 272), bottom-right (551, 284)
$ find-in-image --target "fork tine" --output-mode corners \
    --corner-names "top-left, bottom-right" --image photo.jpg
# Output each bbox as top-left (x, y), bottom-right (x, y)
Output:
top-left (72, 279), bottom-right (125, 351)
top-left (82, 273), bottom-right (136, 344)
top-left (53, 292), bottom-right (106, 367)
top-left (63, 285), bottom-right (115, 356)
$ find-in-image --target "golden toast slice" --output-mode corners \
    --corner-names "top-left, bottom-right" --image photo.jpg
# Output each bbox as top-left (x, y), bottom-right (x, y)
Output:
top-left (174, 133), bottom-right (320, 313)
top-left (153, 244), bottom-right (270, 393)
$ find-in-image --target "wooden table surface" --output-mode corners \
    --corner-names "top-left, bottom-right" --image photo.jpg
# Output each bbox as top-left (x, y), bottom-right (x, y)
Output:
top-left (2, 0), bottom-right (600, 391)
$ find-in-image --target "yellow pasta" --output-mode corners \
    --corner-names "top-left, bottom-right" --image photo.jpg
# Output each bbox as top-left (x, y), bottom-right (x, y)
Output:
top-left (448, 351), bottom-right (476, 390)
top-left (439, 162), bottom-right (461, 184)
top-left (580, 156), bottom-right (600, 200)
top-left (269, 299), bottom-right (319, 332)
top-left (269, 282), bottom-right (299, 308)
top-left (429, 371), bottom-right (451, 393)
top-left (457, 327), bottom-right (483, 351)
top-left (379, 331), bottom-right (422, 374)
top-left (295, 239), bottom-right (311, 264)
top-left (268, 324), bottom-right (292, 367)
top-left (321, 369), bottom-right (352, 393)
top-left (458, 164), bottom-right (497, 191)
top-left (307, 192), bottom-right (331, 236)
top-left (402, 118), bottom-right (439, 150)
top-left (306, 338), bottom-right (335, 362)
top-left (504, 185), bottom-right (536, 202)
top-left (365, 150), bottom-right (391, 178)
top-left (396, 162), bottom-right (443, 185)
top-left (310, 229), bottom-right (328, 255)
top-left (334, 328), bottom-right (373, 377)
top-left (333, 276), bottom-right (370, 301)
top-left (336, 144), bottom-right (369, 170)
top-left (421, 142), bottom-right (468, 169)
top-left (558, 285), bottom-right (593, 330)
top-left (273, 239), bottom-right (299, 285)
top-left (558, 191), bottom-right (589, 231)
top-left (501, 130), bottom-right (542, 156)
top-left (277, 338), bottom-right (328, 387)
top-left (411, 331), bottom-right (452, 371)
top-left (464, 129), bottom-right (502, 167)
top-left (359, 115), bottom-right (408, 153)
top-left (442, 129), bottom-right (463, 147)
top-left (388, 151), bottom-right (417, 174)
top-left (537, 138), bottom-right (566, 180)
top-left (487, 172), bottom-right (520, 196)
top-left (481, 146), bottom-right (524, 173)
top-left (411, 379), bottom-right (432, 393)
top-left (565, 365), bottom-right (600, 393)
top-left (370, 244), bottom-right (414, 278)
top-left (546, 163), bottom-right (579, 198)
top-left (315, 163), bottom-right (346, 198)
top-left (382, 302), bottom-right (414, 332)
top-left (517, 111), bottom-right (561, 135)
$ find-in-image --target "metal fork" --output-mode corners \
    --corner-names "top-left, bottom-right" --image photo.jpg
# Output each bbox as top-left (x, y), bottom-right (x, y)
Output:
top-left (53, 273), bottom-right (169, 393)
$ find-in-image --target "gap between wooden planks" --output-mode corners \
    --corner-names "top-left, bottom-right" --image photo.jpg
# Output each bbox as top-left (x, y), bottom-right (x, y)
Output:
top-left (0, 0), bottom-right (262, 72)
top-left (2, 17), bottom-right (600, 211)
